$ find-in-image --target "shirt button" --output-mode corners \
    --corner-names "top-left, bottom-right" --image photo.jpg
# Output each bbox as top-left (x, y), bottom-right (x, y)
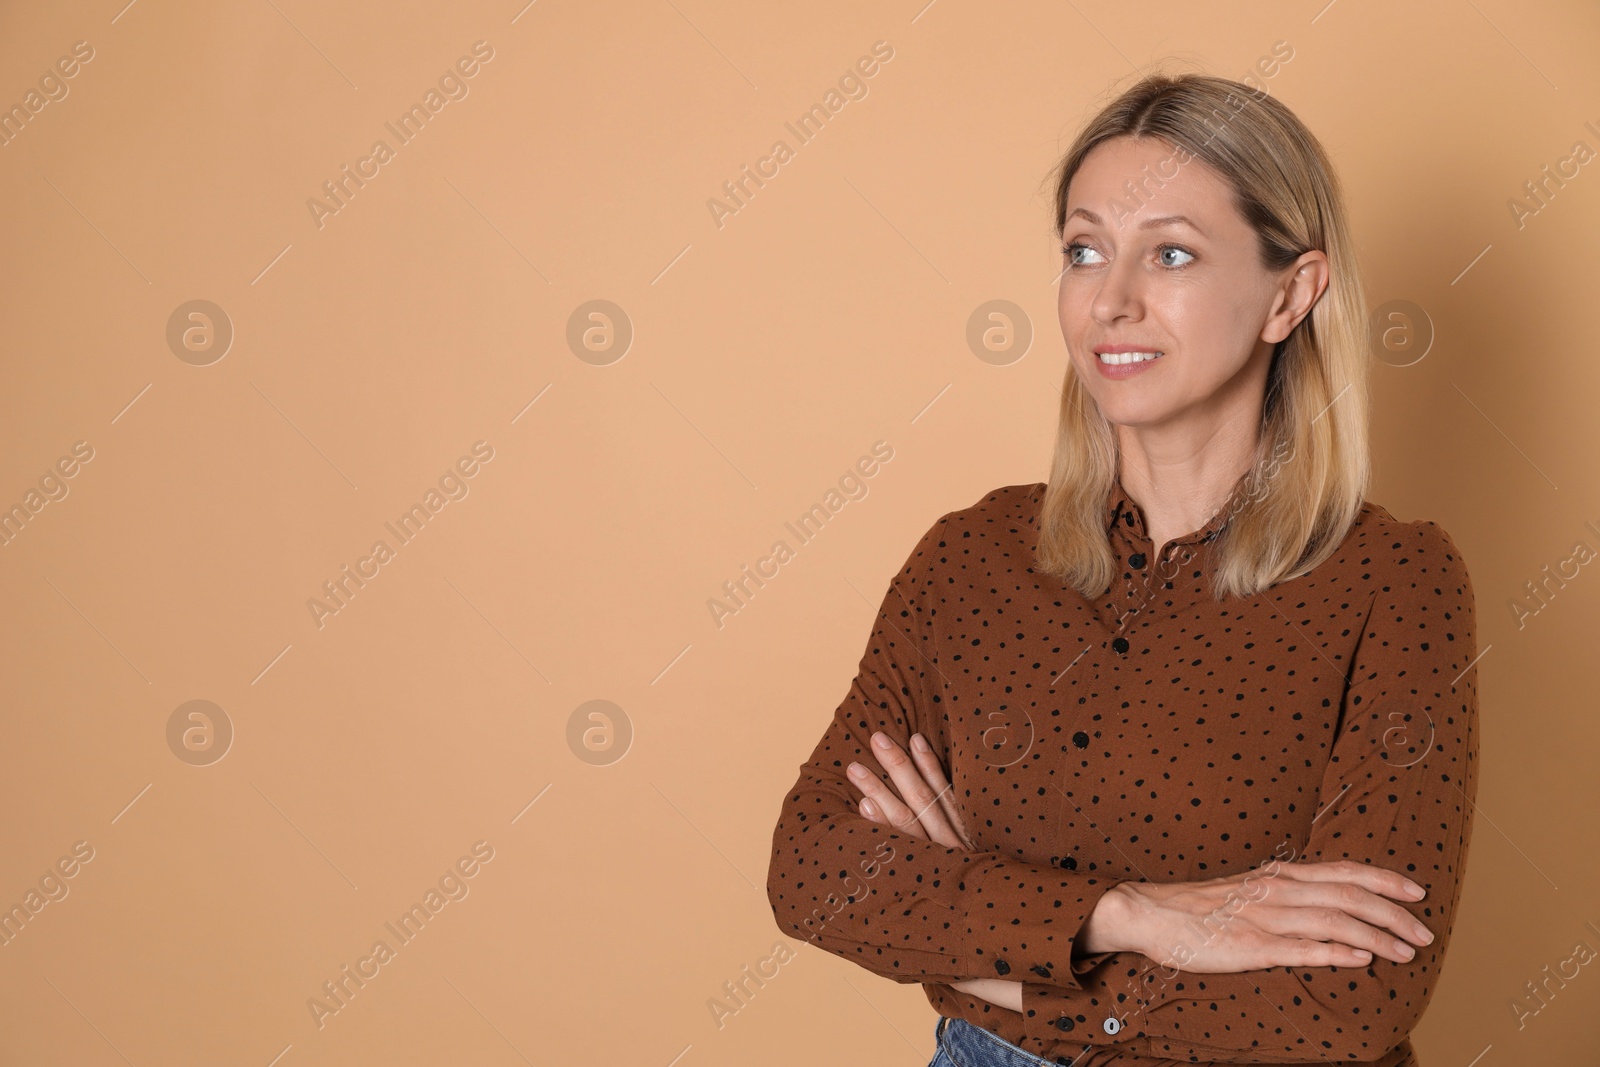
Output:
top-left (1128, 552), bottom-right (1146, 568)
top-left (1055, 1015), bottom-right (1075, 1032)
top-left (1103, 1017), bottom-right (1122, 1035)
top-left (994, 958), bottom-right (1011, 975)
top-left (1111, 637), bottom-right (1130, 653)
top-left (1072, 730), bottom-right (1090, 749)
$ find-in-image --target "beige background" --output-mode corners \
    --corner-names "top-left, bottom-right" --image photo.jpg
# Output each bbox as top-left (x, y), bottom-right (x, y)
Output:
top-left (1, 0), bottom-right (1597, 1063)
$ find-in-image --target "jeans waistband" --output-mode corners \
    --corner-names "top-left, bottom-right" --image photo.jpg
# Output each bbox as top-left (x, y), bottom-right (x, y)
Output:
top-left (935, 1015), bottom-right (1057, 1066)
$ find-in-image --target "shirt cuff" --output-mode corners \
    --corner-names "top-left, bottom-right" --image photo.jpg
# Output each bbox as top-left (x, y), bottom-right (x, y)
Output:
top-left (1020, 952), bottom-right (1162, 1050)
top-left (959, 861), bottom-right (1126, 990)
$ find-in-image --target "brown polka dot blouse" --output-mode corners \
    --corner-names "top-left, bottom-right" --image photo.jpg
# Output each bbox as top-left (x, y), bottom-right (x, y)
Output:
top-left (765, 481), bottom-right (1479, 1066)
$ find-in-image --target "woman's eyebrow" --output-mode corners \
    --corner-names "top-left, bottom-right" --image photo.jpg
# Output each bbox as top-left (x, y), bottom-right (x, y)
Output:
top-left (1065, 206), bottom-right (1208, 237)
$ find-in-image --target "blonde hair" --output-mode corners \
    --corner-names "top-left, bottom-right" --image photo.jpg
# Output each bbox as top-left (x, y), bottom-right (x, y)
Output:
top-left (1036, 71), bottom-right (1371, 600)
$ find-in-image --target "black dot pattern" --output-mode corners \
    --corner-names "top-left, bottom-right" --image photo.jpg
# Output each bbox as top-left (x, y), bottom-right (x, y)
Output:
top-left (765, 481), bottom-right (1479, 1066)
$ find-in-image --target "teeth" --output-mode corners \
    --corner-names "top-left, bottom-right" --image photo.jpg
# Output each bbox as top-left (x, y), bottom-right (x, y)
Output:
top-left (1098, 351), bottom-right (1163, 365)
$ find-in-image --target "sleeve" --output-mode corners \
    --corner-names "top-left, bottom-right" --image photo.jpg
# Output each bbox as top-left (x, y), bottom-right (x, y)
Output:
top-left (1016, 520), bottom-right (1481, 1062)
top-left (764, 508), bottom-right (1128, 990)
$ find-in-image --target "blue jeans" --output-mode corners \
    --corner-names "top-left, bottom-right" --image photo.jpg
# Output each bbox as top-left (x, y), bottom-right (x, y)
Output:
top-left (927, 1015), bottom-right (1058, 1067)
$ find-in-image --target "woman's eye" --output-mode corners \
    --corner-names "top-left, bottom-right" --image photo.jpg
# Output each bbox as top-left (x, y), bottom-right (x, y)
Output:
top-left (1158, 244), bottom-right (1196, 268)
top-left (1062, 242), bottom-right (1103, 266)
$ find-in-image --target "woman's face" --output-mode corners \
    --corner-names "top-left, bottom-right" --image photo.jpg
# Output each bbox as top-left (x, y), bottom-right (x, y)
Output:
top-left (1057, 135), bottom-right (1313, 432)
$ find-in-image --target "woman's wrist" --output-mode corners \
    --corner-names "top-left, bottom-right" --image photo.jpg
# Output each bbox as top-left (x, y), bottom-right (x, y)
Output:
top-left (1078, 882), bottom-right (1144, 957)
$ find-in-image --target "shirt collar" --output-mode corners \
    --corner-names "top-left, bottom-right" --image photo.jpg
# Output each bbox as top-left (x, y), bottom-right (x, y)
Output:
top-left (1104, 477), bottom-right (1237, 550)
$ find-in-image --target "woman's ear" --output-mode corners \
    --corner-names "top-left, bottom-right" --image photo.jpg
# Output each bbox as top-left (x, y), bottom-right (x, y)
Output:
top-left (1265, 250), bottom-right (1329, 343)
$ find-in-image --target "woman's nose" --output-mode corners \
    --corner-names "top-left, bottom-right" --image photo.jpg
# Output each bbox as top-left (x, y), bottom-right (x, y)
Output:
top-left (1090, 255), bottom-right (1146, 323)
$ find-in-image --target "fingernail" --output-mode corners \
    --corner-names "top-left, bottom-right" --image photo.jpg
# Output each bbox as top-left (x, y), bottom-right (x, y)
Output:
top-left (1353, 950), bottom-right (1371, 962)
top-left (848, 762), bottom-right (867, 778)
top-left (1397, 944), bottom-right (1414, 961)
top-left (1416, 926), bottom-right (1434, 945)
top-left (912, 733), bottom-right (931, 753)
top-left (860, 798), bottom-right (877, 817)
top-left (1406, 882), bottom-right (1425, 899)
top-left (873, 733), bottom-right (893, 750)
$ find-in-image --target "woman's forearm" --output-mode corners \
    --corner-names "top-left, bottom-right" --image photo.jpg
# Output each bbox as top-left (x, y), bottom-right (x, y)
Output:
top-left (950, 977), bottom-right (1024, 1012)
top-left (1077, 883), bottom-right (1140, 956)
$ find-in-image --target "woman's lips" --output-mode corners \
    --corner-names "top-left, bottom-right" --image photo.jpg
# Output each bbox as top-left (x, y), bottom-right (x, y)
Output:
top-left (1094, 351), bottom-right (1165, 379)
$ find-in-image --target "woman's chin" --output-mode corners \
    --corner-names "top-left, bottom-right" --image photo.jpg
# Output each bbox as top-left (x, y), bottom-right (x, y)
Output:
top-left (1096, 399), bottom-right (1178, 430)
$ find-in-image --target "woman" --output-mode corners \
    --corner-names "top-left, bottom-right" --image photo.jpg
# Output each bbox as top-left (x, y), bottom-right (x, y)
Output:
top-left (765, 71), bottom-right (1478, 1067)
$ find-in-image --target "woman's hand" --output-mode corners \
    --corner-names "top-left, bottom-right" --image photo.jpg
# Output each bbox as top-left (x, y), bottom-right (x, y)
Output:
top-left (1101, 859), bottom-right (1437, 971)
top-left (846, 732), bottom-right (1017, 1011)
top-left (847, 731), bottom-right (976, 850)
